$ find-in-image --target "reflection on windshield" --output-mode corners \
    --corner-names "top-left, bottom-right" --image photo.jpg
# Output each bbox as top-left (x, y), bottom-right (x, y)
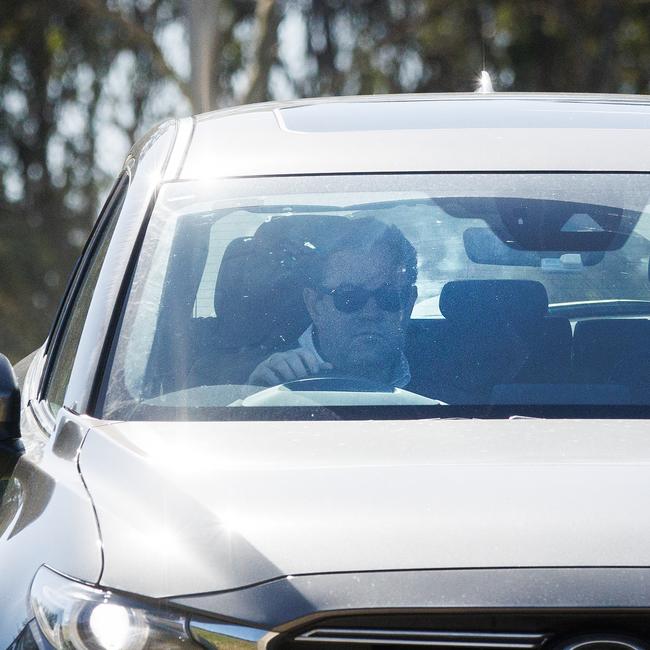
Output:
top-left (100, 173), bottom-right (650, 420)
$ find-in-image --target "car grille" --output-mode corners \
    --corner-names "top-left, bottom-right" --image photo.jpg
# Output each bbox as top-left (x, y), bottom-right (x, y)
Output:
top-left (292, 629), bottom-right (548, 649)
top-left (273, 611), bottom-right (650, 650)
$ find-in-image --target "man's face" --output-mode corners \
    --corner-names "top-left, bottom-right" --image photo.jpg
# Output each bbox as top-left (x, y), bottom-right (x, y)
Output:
top-left (304, 243), bottom-right (416, 384)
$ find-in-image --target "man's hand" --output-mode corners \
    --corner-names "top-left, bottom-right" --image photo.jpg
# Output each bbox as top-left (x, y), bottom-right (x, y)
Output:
top-left (248, 348), bottom-right (333, 386)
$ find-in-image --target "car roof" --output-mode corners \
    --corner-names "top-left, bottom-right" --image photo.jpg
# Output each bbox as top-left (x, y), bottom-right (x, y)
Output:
top-left (179, 93), bottom-right (650, 178)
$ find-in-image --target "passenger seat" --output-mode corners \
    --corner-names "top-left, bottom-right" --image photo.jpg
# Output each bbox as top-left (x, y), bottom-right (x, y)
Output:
top-left (572, 319), bottom-right (650, 403)
top-left (408, 280), bottom-right (572, 403)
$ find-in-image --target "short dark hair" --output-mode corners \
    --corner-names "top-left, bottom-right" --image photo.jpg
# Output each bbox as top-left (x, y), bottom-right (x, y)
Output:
top-left (306, 217), bottom-right (417, 287)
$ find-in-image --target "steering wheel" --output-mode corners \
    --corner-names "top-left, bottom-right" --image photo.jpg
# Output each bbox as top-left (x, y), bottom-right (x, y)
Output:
top-left (238, 373), bottom-right (398, 407)
top-left (239, 374), bottom-right (442, 407)
top-left (281, 375), bottom-right (395, 393)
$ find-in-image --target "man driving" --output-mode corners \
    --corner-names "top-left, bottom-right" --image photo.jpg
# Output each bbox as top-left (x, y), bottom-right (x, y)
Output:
top-left (248, 217), bottom-right (418, 387)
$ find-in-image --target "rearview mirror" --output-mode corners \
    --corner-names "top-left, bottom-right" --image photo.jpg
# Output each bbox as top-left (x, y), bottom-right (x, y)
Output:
top-left (463, 228), bottom-right (605, 268)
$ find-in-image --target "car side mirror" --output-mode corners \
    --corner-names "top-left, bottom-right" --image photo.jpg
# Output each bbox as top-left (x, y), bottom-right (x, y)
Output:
top-left (0, 354), bottom-right (20, 441)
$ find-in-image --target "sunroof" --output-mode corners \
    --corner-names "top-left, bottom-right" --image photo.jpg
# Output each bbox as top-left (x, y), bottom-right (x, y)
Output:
top-left (279, 99), bottom-right (650, 132)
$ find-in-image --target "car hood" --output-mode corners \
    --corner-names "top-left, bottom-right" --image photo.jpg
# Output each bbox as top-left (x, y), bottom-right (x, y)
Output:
top-left (78, 418), bottom-right (650, 598)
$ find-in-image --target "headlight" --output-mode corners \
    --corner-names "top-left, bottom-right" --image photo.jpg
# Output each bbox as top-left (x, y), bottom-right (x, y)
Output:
top-left (28, 566), bottom-right (199, 649)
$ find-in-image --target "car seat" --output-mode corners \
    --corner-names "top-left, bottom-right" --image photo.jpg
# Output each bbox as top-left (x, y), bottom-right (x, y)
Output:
top-left (187, 214), bottom-right (348, 387)
top-left (408, 280), bottom-right (572, 403)
top-left (572, 318), bottom-right (650, 403)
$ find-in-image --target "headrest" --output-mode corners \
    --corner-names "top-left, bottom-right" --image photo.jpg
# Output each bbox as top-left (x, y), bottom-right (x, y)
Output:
top-left (439, 280), bottom-right (549, 322)
top-left (213, 214), bottom-right (348, 349)
top-left (573, 319), bottom-right (650, 385)
top-left (574, 319), bottom-right (650, 354)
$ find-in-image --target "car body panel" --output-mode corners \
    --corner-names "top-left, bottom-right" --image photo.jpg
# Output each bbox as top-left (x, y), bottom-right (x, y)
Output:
top-left (183, 95), bottom-right (650, 178)
top-left (173, 566), bottom-right (650, 627)
top-left (80, 417), bottom-right (650, 598)
top-left (0, 404), bottom-right (102, 648)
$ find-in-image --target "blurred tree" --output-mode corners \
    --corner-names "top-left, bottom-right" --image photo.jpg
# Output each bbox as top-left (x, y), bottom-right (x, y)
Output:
top-left (292, 0), bottom-right (650, 96)
top-left (188, 0), bottom-right (221, 112)
top-left (244, 0), bottom-right (281, 103)
top-left (2, 0), bottom-right (650, 362)
top-left (0, 0), bottom-right (187, 361)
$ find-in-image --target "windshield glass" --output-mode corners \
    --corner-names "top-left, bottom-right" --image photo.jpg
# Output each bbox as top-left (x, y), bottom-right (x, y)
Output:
top-left (100, 173), bottom-right (650, 420)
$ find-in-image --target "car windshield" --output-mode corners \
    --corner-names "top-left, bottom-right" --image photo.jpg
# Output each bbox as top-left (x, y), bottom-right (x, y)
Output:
top-left (100, 173), bottom-right (650, 420)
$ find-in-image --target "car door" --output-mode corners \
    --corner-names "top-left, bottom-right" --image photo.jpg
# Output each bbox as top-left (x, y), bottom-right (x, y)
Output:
top-left (0, 174), bottom-right (129, 648)
top-left (0, 119), bottom-right (179, 647)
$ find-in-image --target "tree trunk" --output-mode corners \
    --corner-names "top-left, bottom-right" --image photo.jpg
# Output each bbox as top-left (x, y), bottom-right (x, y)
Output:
top-left (187, 0), bottom-right (221, 112)
top-left (244, 0), bottom-right (281, 104)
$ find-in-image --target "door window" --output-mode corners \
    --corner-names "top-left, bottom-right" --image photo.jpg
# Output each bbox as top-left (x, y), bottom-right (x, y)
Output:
top-left (44, 174), bottom-right (128, 416)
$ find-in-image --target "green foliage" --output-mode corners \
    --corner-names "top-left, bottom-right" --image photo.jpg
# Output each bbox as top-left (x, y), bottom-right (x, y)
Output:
top-left (0, 0), bottom-right (183, 362)
top-left (295, 0), bottom-right (650, 95)
top-left (1, 0), bottom-right (650, 363)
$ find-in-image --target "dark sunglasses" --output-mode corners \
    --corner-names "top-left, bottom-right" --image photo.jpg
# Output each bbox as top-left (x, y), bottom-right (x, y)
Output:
top-left (318, 283), bottom-right (405, 313)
